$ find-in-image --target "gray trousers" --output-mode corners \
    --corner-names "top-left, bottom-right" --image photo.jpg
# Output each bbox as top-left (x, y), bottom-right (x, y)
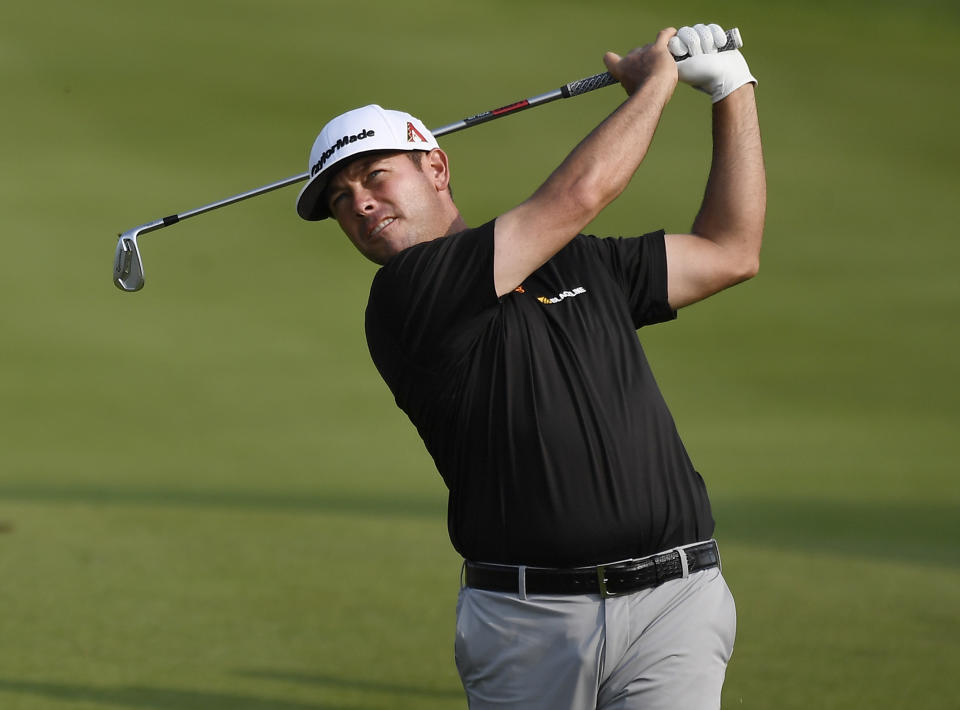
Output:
top-left (454, 562), bottom-right (736, 709)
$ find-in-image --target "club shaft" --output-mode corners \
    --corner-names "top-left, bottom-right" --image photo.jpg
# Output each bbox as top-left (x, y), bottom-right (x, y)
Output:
top-left (141, 82), bottom-right (584, 231)
top-left (157, 171), bottom-right (310, 230)
top-left (118, 28), bottom-right (741, 237)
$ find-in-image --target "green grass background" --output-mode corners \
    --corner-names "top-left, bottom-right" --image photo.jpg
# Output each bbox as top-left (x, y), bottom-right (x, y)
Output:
top-left (2, 1), bottom-right (958, 708)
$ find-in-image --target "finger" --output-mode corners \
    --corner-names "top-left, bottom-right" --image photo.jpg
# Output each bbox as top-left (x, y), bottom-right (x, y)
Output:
top-left (676, 26), bottom-right (702, 56)
top-left (708, 23), bottom-right (727, 50)
top-left (667, 36), bottom-right (687, 58)
top-left (603, 51), bottom-right (622, 74)
top-left (694, 24), bottom-right (715, 53)
top-left (654, 27), bottom-right (678, 50)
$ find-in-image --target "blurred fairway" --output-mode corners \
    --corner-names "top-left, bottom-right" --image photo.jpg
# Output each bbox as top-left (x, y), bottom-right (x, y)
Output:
top-left (1, 0), bottom-right (958, 708)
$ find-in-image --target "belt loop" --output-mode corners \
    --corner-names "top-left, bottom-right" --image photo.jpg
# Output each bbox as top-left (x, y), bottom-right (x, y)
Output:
top-left (518, 565), bottom-right (527, 600)
top-left (460, 560), bottom-right (466, 589)
top-left (675, 547), bottom-right (690, 579)
top-left (713, 539), bottom-right (722, 572)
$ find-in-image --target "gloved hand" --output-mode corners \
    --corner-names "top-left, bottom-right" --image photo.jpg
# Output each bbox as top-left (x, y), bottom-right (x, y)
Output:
top-left (668, 23), bottom-right (757, 103)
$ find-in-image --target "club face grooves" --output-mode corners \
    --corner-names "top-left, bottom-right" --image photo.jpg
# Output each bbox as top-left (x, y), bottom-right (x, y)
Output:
top-left (113, 237), bottom-right (144, 291)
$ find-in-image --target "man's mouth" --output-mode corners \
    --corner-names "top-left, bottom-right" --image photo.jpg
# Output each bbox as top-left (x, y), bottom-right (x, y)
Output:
top-left (369, 217), bottom-right (396, 238)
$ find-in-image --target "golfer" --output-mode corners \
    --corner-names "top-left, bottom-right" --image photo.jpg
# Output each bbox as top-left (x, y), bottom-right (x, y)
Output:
top-left (297, 23), bottom-right (764, 710)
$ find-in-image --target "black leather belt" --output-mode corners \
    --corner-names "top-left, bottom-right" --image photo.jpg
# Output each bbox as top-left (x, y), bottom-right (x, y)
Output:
top-left (464, 540), bottom-right (720, 598)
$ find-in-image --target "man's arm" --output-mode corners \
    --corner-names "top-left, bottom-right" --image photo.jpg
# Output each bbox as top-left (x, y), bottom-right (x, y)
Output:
top-left (665, 83), bottom-right (765, 309)
top-left (493, 28), bottom-right (680, 297)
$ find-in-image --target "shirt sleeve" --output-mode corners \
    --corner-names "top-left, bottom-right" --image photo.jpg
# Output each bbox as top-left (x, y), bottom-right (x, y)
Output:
top-left (590, 230), bottom-right (677, 329)
top-left (366, 221), bottom-right (500, 369)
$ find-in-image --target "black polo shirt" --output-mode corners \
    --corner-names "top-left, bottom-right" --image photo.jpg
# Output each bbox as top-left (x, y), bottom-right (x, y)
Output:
top-left (365, 220), bottom-right (714, 567)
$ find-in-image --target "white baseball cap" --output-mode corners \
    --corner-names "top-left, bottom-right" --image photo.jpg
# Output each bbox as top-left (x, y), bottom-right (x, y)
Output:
top-left (296, 104), bottom-right (439, 221)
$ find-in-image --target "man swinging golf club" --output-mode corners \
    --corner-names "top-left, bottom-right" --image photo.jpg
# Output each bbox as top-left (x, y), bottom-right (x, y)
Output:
top-left (296, 22), bottom-right (764, 710)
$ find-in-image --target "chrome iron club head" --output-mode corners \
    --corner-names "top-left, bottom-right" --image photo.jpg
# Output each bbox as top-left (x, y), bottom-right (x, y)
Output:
top-left (113, 225), bottom-right (153, 292)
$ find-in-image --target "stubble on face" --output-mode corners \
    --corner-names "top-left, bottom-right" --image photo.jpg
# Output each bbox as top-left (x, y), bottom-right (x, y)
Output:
top-left (326, 151), bottom-right (462, 265)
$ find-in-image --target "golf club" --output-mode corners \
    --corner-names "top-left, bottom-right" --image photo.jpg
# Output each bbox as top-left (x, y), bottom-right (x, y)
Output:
top-left (113, 28), bottom-right (742, 292)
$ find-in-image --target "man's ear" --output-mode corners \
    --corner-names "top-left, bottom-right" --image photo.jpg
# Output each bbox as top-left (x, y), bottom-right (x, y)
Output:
top-left (424, 148), bottom-right (451, 192)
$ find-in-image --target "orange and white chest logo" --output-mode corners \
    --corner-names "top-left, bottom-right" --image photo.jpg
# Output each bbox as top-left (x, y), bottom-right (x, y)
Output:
top-left (536, 286), bottom-right (587, 305)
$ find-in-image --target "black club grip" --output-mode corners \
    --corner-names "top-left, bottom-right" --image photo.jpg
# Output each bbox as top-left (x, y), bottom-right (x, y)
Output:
top-left (561, 27), bottom-right (742, 98)
top-left (562, 72), bottom-right (620, 98)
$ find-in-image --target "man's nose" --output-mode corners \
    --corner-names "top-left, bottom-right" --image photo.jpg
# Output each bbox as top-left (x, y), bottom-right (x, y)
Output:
top-left (352, 188), bottom-right (377, 215)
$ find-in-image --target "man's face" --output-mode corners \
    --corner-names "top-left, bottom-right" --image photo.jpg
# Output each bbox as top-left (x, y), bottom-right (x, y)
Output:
top-left (326, 150), bottom-right (449, 265)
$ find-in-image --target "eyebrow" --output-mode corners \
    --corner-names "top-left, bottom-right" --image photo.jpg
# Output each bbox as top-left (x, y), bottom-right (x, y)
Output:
top-left (325, 153), bottom-right (398, 207)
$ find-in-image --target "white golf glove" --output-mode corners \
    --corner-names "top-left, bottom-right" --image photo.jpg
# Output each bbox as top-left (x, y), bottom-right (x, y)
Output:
top-left (668, 23), bottom-right (757, 103)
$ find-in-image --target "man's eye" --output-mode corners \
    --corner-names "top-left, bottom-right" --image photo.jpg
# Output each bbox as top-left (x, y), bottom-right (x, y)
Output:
top-left (368, 169), bottom-right (384, 180)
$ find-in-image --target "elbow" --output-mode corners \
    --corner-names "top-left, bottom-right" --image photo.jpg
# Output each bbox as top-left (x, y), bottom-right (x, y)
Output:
top-left (728, 227), bottom-right (763, 284)
top-left (720, 242), bottom-right (760, 288)
top-left (738, 253), bottom-right (760, 282)
top-left (563, 187), bottom-right (604, 227)
top-left (535, 154), bottom-right (629, 228)
top-left (562, 174), bottom-right (621, 226)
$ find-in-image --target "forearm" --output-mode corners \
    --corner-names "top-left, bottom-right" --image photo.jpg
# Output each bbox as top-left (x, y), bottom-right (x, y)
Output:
top-left (691, 84), bottom-right (766, 267)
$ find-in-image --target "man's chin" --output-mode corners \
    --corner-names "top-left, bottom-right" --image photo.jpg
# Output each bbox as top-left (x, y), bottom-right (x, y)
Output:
top-left (357, 226), bottom-right (425, 265)
top-left (362, 244), bottom-right (399, 266)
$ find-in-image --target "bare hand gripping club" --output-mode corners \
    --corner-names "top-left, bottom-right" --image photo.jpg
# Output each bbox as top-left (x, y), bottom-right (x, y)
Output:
top-left (113, 28), bottom-right (742, 292)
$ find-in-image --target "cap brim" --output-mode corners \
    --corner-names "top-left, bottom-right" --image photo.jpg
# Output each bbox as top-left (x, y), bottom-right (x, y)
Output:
top-left (296, 170), bottom-right (331, 221)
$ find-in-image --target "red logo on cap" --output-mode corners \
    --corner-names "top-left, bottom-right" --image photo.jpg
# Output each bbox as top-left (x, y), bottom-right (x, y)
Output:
top-left (406, 122), bottom-right (428, 144)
